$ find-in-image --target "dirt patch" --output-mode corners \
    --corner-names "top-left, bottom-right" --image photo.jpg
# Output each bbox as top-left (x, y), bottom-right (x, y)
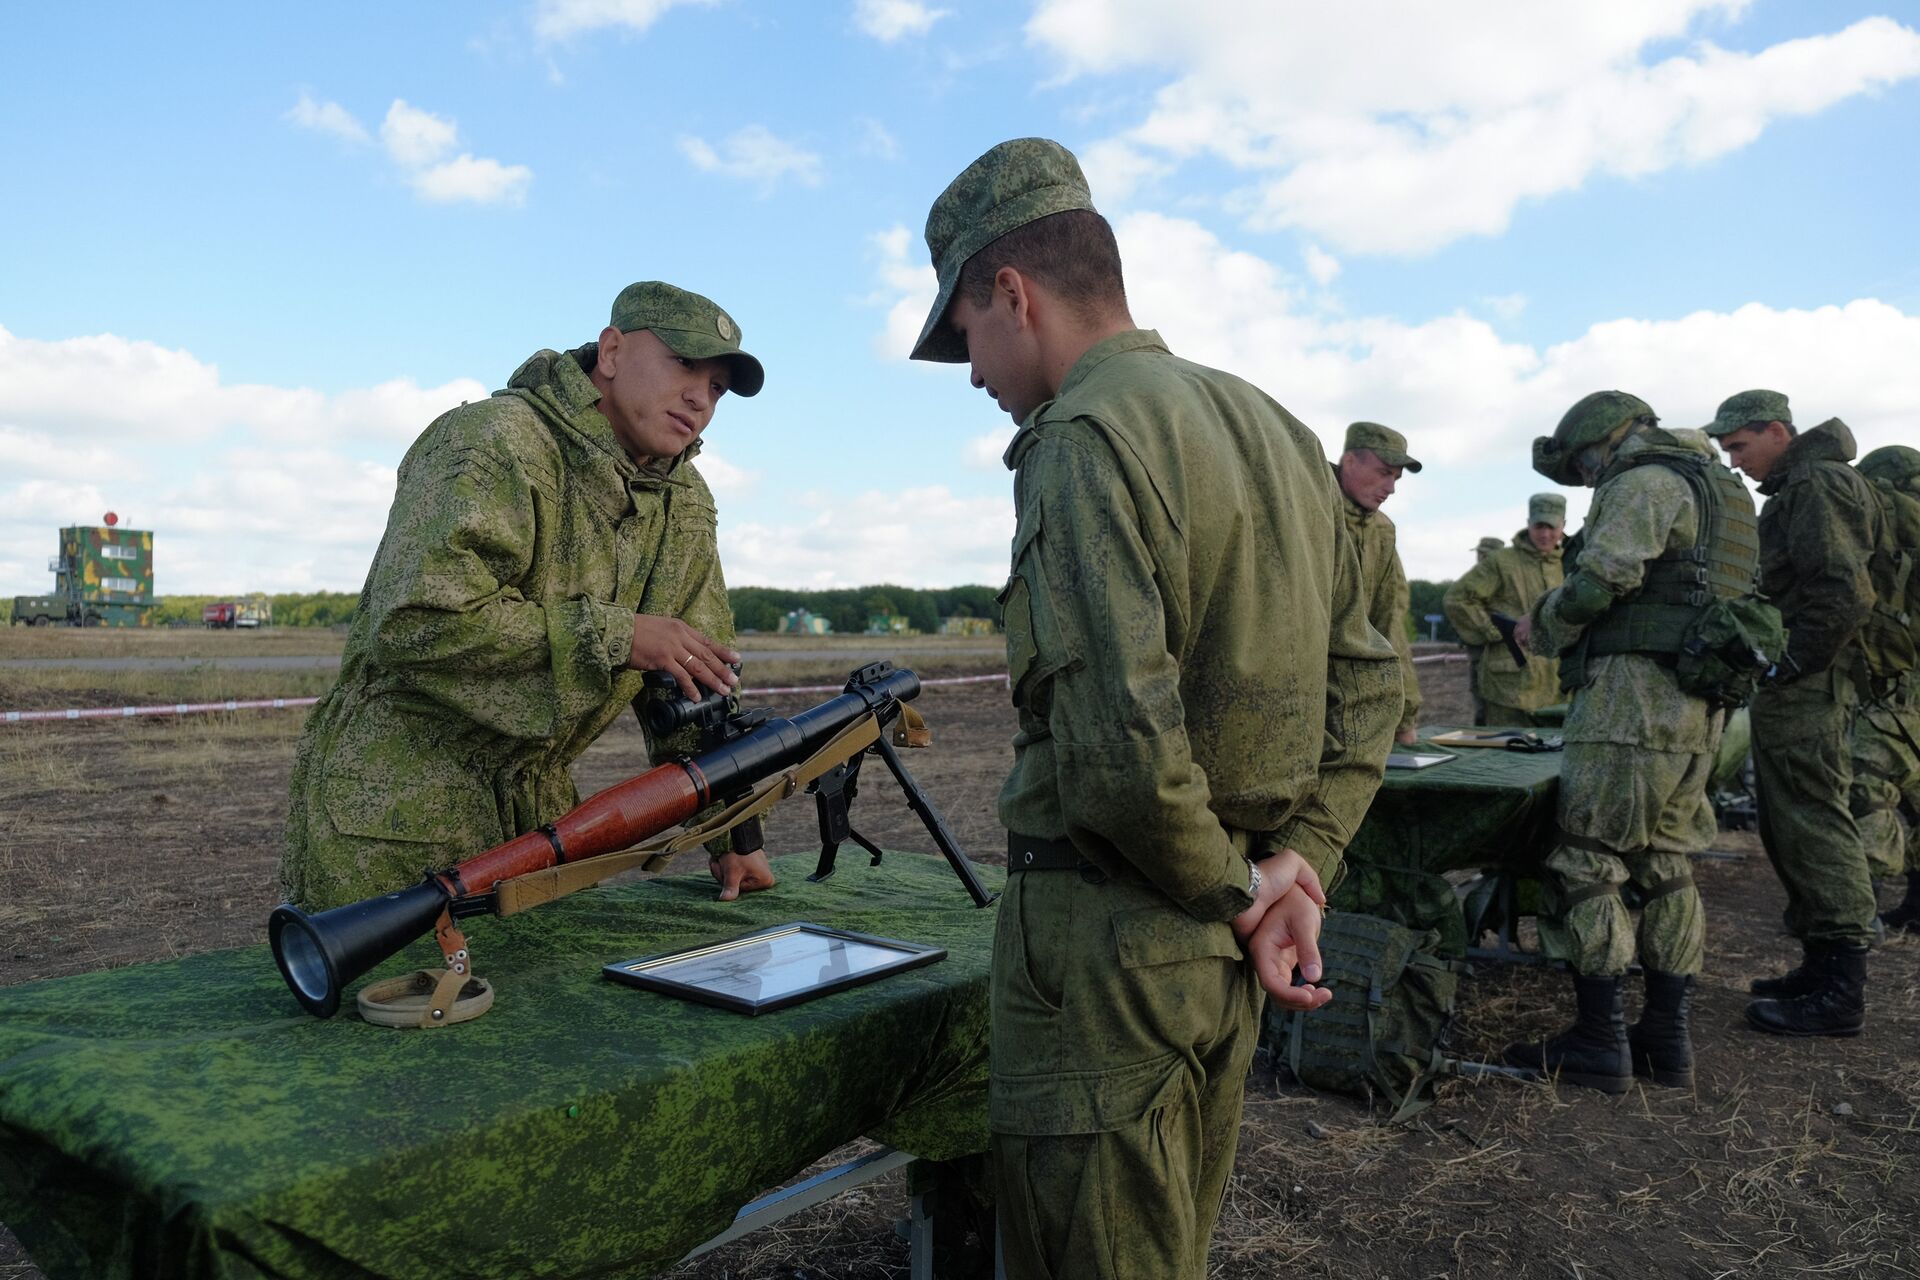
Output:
top-left (4, 656), bottom-right (1917, 1279)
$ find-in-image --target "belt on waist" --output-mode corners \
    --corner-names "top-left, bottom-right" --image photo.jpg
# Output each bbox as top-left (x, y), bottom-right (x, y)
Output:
top-left (1006, 831), bottom-right (1093, 873)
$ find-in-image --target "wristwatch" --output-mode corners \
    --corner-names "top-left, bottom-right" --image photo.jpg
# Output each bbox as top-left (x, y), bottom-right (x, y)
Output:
top-left (1245, 857), bottom-right (1262, 901)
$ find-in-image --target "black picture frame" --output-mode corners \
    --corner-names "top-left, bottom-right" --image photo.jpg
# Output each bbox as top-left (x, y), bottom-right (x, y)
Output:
top-left (602, 922), bottom-right (946, 1015)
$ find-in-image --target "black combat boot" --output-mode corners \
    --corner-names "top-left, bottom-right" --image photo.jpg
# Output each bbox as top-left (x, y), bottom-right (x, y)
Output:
top-left (1749, 947), bottom-right (1821, 999)
top-left (1629, 970), bottom-right (1694, 1088)
top-left (1746, 943), bottom-right (1867, 1037)
top-left (1881, 872), bottom-right (1920, 934)
top-left (1503, 974), bottom-right (1632, 1094)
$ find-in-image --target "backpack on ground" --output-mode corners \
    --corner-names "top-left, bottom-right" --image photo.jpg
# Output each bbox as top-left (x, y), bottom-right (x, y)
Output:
top-left (1261, 911), bottom-right (1461, 1124)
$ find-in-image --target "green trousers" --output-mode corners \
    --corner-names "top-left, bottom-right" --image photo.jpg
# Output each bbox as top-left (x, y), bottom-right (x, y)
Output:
top-left (1483, 701), bottom-right (1547, 729)
top-left (990, 863), bottom-right (1261, 1280)
top-left (1753, 669), bottom-right (1878, 946)
top-left (1850, 686), bottom-right (1919, 880)
top-left (1539, 740), bottom-right (1714, 976)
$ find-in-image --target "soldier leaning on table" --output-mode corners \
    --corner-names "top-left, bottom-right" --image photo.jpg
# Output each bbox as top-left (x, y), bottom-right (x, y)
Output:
top-left (282, 283), bottom-right (778, 912)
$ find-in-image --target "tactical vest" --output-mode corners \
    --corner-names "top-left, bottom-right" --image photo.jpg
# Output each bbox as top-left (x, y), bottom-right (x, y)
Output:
top-left (1574, 448), bottom-right (1759, 663)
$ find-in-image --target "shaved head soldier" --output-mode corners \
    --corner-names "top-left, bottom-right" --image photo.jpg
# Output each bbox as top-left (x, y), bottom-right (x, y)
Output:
top-left (283, 282), bottom-right (779, 911)
top-left (1709, 391), bottom-right (1884, 1035)
top-left (1336, 422), bottom-right (1425, 745)
top-left (912, 137), bottom-right (1399, 1279)
top-left (1444, 494), bottom-right (1567, 727)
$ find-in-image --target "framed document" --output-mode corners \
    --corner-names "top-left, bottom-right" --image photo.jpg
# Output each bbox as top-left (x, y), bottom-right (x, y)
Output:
top-left (1386, 752), bottom-right (1454, 770)
top-left (603, 923), bottom-right (946, 1015)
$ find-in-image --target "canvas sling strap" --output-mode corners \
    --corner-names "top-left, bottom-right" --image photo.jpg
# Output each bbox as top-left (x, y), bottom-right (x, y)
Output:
top-left (492, 711), bottom-right (885, 916)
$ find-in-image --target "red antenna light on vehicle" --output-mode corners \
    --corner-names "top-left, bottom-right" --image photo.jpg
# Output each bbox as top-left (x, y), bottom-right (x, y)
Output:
top-left (103, 511), bottom-right (119, 527)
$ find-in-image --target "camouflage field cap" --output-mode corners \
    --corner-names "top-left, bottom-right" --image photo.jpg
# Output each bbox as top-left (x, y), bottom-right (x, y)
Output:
top-left (1529, 493), bottom-right (1567, 525)
top-left (910, 138), bottom-right (1097, 363)
top-left (1702, 388), bottom-right (1790, 437)
top-left (610, 281), bottom-right (764, 397)
top-left (1859, 444), bottom-right (1920, 491)
top-left (1533, 390), bottom-right (1654, 485)
top-left (1343, 421), bottom-right (1423, 472)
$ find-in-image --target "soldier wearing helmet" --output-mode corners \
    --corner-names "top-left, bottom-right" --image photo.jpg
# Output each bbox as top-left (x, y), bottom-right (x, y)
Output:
top-left (1502, 391), bottom-right (1757, 1092)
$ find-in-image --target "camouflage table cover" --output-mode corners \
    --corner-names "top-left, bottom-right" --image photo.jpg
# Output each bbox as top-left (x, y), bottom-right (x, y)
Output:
top-left (1333, 729), bottom-right (1563, 950)
top-left (0, 853), bottom-right (1001, 1280)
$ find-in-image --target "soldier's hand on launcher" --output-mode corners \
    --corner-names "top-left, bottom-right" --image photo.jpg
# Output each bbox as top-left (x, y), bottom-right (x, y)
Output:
top-left (629, 615), bottom-right (740, 701)
top-left (710, 847), bottom-right (778, 901)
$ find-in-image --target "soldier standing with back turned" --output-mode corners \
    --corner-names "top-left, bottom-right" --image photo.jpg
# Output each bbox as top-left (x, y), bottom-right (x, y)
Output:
top-left (1444, 493), bottom-right (1566, 727)
top-left (910, 137), bottom-right (1400, 1280)
top-left (1851, 445), bottom-right (1920, 932)
top-left (1503, 393), bottom-right (1753, 1092)
top-left (1335, 422), bottom-right (1425, 744)
top-left (1707, 390), bottom-right (1882, 1035)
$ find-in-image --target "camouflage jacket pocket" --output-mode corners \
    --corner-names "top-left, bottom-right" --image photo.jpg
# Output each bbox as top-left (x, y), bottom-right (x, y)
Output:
top-left (997, 493), bottom-right (1081, 713)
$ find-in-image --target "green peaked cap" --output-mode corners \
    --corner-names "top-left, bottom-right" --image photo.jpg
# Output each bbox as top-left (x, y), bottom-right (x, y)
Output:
top-left (610, 281), bottom-right (764, 397)
top-left (1702, 388), bottom-right (1790, 437)
top-left (911, 138), bottom-right (1097, 363)
top-left (1343, 421), bottom-right (1422, 472)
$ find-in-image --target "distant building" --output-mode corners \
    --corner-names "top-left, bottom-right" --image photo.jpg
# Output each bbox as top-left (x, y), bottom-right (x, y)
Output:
top-left (780, 608), bottom-right (832, 635)
top-left (866, 613), bottom-right (912, 635)
top-left (940, 615), bottom-right (996, 637)
top-left (10, 519), bottom-right (154, 627)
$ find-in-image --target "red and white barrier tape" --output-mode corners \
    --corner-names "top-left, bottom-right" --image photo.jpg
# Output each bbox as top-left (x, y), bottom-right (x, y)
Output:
top-left (2, 697), bottom-right (322, 725)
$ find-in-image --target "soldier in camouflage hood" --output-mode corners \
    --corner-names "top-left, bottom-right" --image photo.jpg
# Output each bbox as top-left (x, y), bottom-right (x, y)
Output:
top-left (913, 137), bottom-right (1399, 1280)
top-left (1503, 392), bottom-right (1748, 1092)
top-left (1444, 494), bottom-right (1566, 726)
top-left (1335, 421), bottom-right (1424, 744)
top-left (1709, 392), bottom-right (1884, 1035)
top-left (1851, 446), bottom-right (1920, 932)
top-left (282, 282), bottom-right (776, 911)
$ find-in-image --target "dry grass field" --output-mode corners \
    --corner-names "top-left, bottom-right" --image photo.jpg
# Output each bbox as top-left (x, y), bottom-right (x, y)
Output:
top-left (2, 634), bottom-right (1916, 1280)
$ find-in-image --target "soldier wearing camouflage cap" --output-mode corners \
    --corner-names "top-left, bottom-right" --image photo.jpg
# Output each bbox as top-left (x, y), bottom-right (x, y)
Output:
top-left (1503, 391), bottom-right (1758, 1092)
top-left (282, 282), bottom-right (778, 912)
top-left (1443, 493), bottom-right (1566, 727)
top-left (1335, 422), bottom-right (1424, 744)
top-left (1707, 391), bottom-right (1885, 1035)
top-left (913, 137), bottom-right (1399, 1279)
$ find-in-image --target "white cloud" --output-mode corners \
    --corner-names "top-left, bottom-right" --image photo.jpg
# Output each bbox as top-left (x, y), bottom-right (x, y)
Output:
top-left (286, 93), bottom-right (369, 145)
top-left (854, 0), bottom-right (949, 42)
top-left (865, 212), bottom-right (1920, 579)
top-left (693, 449), bottom-right (757, 498)
top-left (1302, 244), bottom-right (1340, 286)
top-left (722, 486), bottom-right (1012, 588)
top-left (373, 100), bottom-right (531, 206)
top-left (409, 154), bottom-right (533, 205)
top-left (533, 0), bottom-right (717, 41)
top-left (857, 117), bottom-right (901, 161)
top-left (1028, 4), bottom-right (1920, 254)
top-left (381, 100), bottom-right (459, 169)
top-left (867, 226), bottom-right (938, 361)
top-left (964, 426), bottom-right (1017, 470)
top-left (1481, 293), bottom-right (1528, 321)
top-left (680, 126), bottom-right (824, 195)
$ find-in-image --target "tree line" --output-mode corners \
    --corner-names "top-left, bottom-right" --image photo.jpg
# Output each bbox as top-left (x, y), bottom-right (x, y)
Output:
top-left (10, 582), bottom-right (1459, 639)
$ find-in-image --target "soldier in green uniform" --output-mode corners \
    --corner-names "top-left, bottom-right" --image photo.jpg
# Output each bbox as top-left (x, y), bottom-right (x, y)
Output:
top-left (911, 138), bottom-right (1400, 1280)
top-left (1464, 536), bottom-right (1508, 724)
top-left (1852, 445), bottom-right (1920, 931)
top-left (1709, 391), bottom-right (1883, 1035)
top-left (282, 282), bottom-right (779, 911)
top-left (1502, 393), bottom-right (1754, 1092)
top-left (1336, 422), bottom-right (1424, 745)
top-left (1444, 494), bottom-right (1566, 726)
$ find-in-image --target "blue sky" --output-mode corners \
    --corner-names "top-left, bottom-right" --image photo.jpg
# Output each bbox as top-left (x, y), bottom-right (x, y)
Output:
top-left (3, 1), bottom-right (1918, 596)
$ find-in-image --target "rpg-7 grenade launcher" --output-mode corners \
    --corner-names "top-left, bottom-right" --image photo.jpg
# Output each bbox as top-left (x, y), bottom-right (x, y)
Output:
top-left (269, 662), bottom-right (995, 1019)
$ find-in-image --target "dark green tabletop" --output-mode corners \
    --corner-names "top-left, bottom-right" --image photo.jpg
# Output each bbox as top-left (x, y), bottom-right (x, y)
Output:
top-left (1349, 730), bottom-right (1563, 874)
top-left (0, 853), bottom-right (1001, 1280)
